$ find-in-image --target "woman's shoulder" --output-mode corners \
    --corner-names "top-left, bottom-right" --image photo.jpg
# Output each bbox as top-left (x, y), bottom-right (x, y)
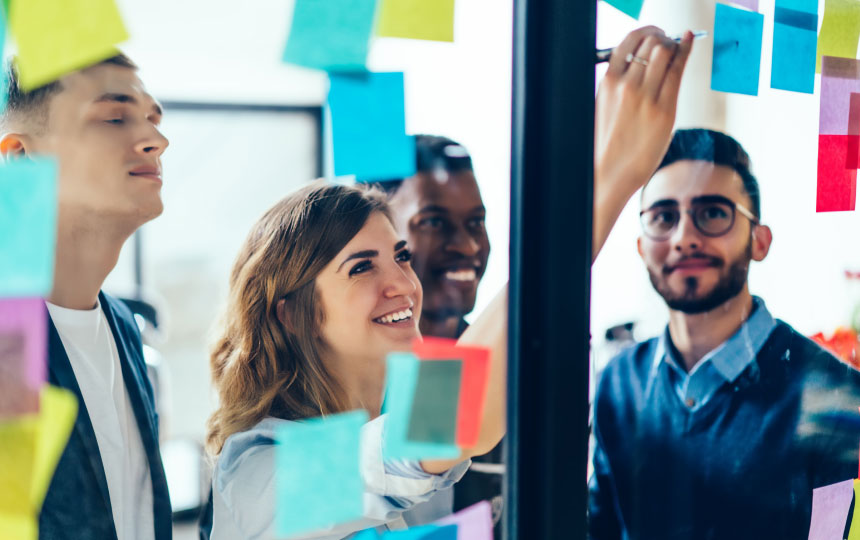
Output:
top-left (215, 417), bottom-right (295, 485)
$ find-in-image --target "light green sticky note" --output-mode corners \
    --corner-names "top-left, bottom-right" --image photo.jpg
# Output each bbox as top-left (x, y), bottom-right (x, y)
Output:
top-left (376, 0), bottom-right (455, 42)
top-left (9, 0), bottom-right (129, 90)
top-left (816, 0), bottom-right (860, 73)
top-left (847, 479), bottom-right (860, 540)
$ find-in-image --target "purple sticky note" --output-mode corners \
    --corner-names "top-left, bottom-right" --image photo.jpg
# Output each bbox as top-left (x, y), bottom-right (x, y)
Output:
top-left (808, 478), bottom-right (853, 540)
top-left (732, 0), bottom-right (759, 11)
top-left (434, 501), bottom-right (493, 540)
top-left (0, 298), bottom-right (46, 389)
top-left (820, 57), bottom-right (860, 136)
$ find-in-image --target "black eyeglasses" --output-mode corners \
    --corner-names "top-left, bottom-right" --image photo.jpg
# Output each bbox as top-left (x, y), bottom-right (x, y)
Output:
top-left (639, 195), bottom-right (759, 241)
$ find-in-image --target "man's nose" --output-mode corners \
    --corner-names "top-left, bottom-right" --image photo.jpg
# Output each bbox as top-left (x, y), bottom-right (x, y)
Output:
top-left (671, 211), bottom-right (702, 252)
top-left (445, 225), bottom-right (481, 257)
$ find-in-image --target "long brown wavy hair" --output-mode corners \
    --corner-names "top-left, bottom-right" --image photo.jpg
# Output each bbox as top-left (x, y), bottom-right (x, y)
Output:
top-left (206, 181), bottom-right (390, 456)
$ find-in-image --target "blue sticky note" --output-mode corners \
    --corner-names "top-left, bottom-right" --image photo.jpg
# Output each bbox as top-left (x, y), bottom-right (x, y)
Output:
top-left (383, 353), bottom-right (461, 460)
top-left (0, 158), bottom-right (58, 297)
top-left (283, 0), bottom-right (378, 71)
top-left (385, 524), bottom-right (458, 539)
top-left (771, 0), bottom-right (818, 93)
top-left (602, 0), bottom-right (645, 19)
top-left (711, 3), bottom-right (764, 96)
top-left (328, 72), bottom-right (416, 182)
top-left (275, 410), bottom-right (368, 538)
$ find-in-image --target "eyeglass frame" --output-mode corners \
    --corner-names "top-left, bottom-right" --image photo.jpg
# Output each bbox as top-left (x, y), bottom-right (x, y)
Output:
top-left (638, 194), bottom-right (760, 241)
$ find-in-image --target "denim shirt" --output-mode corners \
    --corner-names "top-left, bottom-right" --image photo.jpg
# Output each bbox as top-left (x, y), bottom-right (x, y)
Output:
top-left (210, 414), bottom-right (470, 540)
top-left (653, 296), bottom-right (777, 412)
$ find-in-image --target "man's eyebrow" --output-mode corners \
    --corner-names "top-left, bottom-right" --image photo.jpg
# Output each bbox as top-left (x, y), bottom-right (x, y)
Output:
top-left (644, 198), bottom-right (679, 209)
top-left (691, 194), bottom-right (733, 205)
top-left (337, 250), bottom-right (378, 272)
top-left (417, 204), bottom-right (449, 214)
top-left (94, 93), bottom-right (163, 116)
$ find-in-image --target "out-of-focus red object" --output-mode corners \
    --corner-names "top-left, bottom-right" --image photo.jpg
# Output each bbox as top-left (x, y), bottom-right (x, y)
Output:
top-left (810, 327), bottom-right (860, 369)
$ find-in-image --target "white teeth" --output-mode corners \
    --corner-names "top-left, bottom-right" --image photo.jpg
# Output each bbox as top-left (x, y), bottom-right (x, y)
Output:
top-left (376, 308), bottom-right (413, 324)
top-left (444, 269), bottom-right (477, 282)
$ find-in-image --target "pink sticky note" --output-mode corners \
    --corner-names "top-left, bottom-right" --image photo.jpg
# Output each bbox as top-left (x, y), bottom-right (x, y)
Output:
top-left (434, 501), bottom-right (493, 540)
top-left (0, 298), bottom-right (47, 399)
top-left (820, 57), bottom-right (860, 136)
top-left (808, 479), bottom-right (854, 540)
top-left (732, 0), bottom-right (759, 11)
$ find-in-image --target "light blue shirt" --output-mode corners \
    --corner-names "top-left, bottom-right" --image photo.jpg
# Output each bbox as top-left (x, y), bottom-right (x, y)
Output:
top-left (653, 296), bottom-right (777, 412)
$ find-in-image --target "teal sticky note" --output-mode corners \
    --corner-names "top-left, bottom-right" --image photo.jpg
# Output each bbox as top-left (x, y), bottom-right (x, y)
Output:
top-left (328, 72), bottom-right (416, 181)
top-left (771, 0), bottom-right (818, 93)
top-left (383, 353), bottom-right (460, 460)
top-left (0, 158), bottom-right (58, 297)
top-left (711, 3), bottom-right (764, 96)
top-left (282, 0), bottom-right (378, 71)
top-left (275, 410), bottom-right (368, 538)
top-left (407, 359), bottom-right (462, 445)
top-left (602, 0), bottom-right (645, 19)
top-left (385, 524), bottom-right (458, 539)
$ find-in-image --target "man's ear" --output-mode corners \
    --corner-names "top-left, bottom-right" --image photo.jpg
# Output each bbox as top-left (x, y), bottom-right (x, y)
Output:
top-left (276, 297), bottom-right (296, 335)
top-left (751, 224), bottom-right (772, 262)
top-left (0, 133), bottom-right (31, 159)
top-left (637, 236), bottom-right (645, 261)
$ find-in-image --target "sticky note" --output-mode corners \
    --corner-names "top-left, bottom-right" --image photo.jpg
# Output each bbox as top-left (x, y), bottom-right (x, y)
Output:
top-left (0, 515), bottom-right (36, 540)
top-left (602, 0), bottom-right (645, 19)
top-left (0, 158), bottom-right (58, 297)
top-left (275, 410), bottom-right (367, 538)
top-left (9, 0), bottom-right (129, 90)
top-left (711, 3), bottom-right (764, 96)
top-left (731, 0), bottom-right (759, 10)
top-left (407, 359), bottom-right (462, 445)
top-left (327, 72), bottom-right (416, 181)
top-left (818, 56), bottom-right (860, 212)
top-left (809, 479), bottom-right (854, 539)
top-left (771, 0), bottom-right (818, 94)
top-left (30, 386), bottom-right (77, 510)
top-left (282, 0), bottom-right (378, 72)
top-left (820, 57), bottom-right (860, 136)
top-left (817, 0), bottom-right (860, 74)
top-left (848, 479), bottom-right (860, 539)
top-left (376, 0), bottom-right (455, 42)
top-left (434, 501), bottom-right (493, 540)
top-left (0, 299), bottom-right (46, 418)
top-left (383, 353), bottom-right (460, 460)
top-left (354, 524), bottom-right (458, 539)
top-left (817, 135), bottom-right (857, 211)
top-left (412, 338), bottom-right (491, 448)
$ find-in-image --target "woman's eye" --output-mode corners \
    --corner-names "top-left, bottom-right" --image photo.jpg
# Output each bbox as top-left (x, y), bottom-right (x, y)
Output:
top-left (105, 118), bottom-right (124, 125)
top-left (396, 249), bottom-right (412, 263)
top-left (349, 261), bottom-right (373, 276)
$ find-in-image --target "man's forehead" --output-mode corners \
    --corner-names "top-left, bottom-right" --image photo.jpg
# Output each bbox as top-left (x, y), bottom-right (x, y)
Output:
top-left (404, 170), bottom-right (483, 206)
top-left (58, 63), bottom-right (154, 105)
top-left (642, 160), bottom-right (746, 207)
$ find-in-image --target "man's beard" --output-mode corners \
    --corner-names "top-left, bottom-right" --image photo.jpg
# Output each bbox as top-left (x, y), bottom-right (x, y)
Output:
top-left (648, 242), bottom-right (752, 315)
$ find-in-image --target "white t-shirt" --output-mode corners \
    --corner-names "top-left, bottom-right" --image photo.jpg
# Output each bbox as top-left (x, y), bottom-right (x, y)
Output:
top-left (47, 299), bottom-right (155, 540)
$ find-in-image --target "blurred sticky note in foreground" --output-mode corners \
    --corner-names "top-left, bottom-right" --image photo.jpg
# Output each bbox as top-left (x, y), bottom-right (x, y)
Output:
top-left (0, 298), bottom-right (47, 415)
top-left (730, 0), bottom-right (759, 10)
top-left (283, 0), bottom-right (378, 71)
top-left (711, 3), bottom-right (764, 96)
top-left (383, 353), bottom-right (460, 460)
top-left (771, 0), bottom-right (817, 94)
top-left (328, 72), bottom-right (416, 181)
top-left (9, 0), bottom-right (129, 90)
top-left (275, 410), bottom-right (367, 538)
top-left (435, 501), bottom-right (492, 540)
top-left (817, 0), bottom-right (860, 74)
top-left (376, 0), bottom-right (455, 42)
top-left (413, 338), bottom-right (491, 448)
top-left (355, 524), bottom-right (458, 539)
top-left (602, 0), bottom-right (645, 19)
top-left (407, 359), bottom-right (461, 445)
top-left (848, 479), bottom-right (860, 539)
top-left (809, 478), bottom-right (854, 539)
top-left (0, 158), bottom-right (58, 297)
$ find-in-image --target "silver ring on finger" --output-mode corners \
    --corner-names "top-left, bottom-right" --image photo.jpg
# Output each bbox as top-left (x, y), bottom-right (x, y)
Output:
top-left (625, 53), bottom-right (649, 66)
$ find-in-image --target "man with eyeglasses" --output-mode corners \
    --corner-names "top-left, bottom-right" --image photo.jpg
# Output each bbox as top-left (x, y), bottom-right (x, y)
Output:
top-left (588, 129), bottom-right (860, 539)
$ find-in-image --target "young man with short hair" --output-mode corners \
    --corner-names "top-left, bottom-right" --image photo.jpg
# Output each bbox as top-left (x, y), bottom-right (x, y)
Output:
top-left (588, 129), bottom-right (860, 539)
top-left (1, 55), bottom-right (172, 539)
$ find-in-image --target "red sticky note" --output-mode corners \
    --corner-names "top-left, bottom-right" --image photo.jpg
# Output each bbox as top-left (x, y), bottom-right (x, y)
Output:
top-left (412, 338), bottom-right (491, 448)
top-left (817, 134), bottom-right (858, 212)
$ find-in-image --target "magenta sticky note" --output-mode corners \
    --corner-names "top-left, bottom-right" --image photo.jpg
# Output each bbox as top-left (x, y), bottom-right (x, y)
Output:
top-left (0, 297), bottom-right (47, 390)
top-left (808, 478), bottom-right (853, 539)
top-left (433, 501), bottom-right (493, 540)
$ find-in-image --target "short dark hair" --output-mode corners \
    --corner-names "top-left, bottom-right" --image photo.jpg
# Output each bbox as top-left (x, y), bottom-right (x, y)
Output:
top-left (654, 128), bottom-right (761, 218)
top-left (377, 134), bottom-right (474, 195)
top-left (2, 53), bottom-right (138, 132)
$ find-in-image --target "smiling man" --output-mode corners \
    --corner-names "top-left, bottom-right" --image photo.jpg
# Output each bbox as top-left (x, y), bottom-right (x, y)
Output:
top-left (588, 129), bottom-right (860, 539)
top-left (1, 55), bottom-right (172, 539)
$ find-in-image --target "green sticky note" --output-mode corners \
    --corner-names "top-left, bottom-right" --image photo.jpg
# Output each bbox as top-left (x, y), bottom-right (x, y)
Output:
top-left (283, 0), bottom-right (378, 72)
top-left (817, 0), bottom-right (860, 74)
top-left (376, 0), bottom-right (455, 42)
top-left (383, 353), bottom-right (461, 460)
top-left (9, 0), bottom-right (128, 90)
top-left (848, 479), bottom-right (860, 539)
top-left (0, 158), bottom-right (58, 297)
top-left (407, 360), bottom-right (462, 445)
top-left (275, 410), bottom-right (368, 538)
top-left (602, 0), bottom-right (645, 19)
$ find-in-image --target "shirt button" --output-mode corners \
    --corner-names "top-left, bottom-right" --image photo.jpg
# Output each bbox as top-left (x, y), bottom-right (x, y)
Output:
top-left (685, 398), bottom-right (696, 408)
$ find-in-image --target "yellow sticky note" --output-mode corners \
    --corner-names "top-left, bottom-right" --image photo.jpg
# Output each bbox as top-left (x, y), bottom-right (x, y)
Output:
top-left (0, 514), bottom-right (36, 540)
top-left (847, 479), bottom-right (860, 540)
top-left (376, 0), bottom-right (455, 42)
top-left (817, 0), bottom-right (860, 73)
top-left (0, 416), bottom-right (37, 516)
top-left (8, 0), bottom-right (129, 90)
top-left (30, 386), bottom-right (77, 510)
